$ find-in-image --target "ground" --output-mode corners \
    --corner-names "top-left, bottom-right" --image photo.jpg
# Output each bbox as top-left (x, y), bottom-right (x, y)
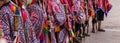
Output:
top-left (81, 0), bottom-right (120, 43)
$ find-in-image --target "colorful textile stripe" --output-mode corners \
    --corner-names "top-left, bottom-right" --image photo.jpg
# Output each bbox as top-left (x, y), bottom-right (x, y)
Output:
top-left (43, 28), bottom-right (48, 35)
top-left (55, 26), bottom-right (60, 32)
top-left (40, 32), bottom-right (45, 43)
top-left (91, 10), bottom-right (95, 18)
top-left (43, 20), bottom-right (49, 34)
top-left (21, 9), bottom-right (28, 22)
top-left (9, 3), bottom-right (20, 15)
top-left (70, 30), bottom-right (75, 38)
top-left (27, 0), bottom-right (34, 5)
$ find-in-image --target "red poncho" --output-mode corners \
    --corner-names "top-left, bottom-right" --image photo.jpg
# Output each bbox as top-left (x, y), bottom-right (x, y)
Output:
top-left (98, 0), bottom-right (112, 13)
top-left (60, 0), bottom-right (73, 13)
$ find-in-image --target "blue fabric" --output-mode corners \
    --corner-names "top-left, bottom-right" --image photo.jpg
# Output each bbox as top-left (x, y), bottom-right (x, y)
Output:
top-left (15, 8), bottom-right (20, 15)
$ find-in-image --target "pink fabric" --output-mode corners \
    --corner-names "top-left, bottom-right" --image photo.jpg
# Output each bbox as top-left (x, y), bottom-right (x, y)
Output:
top-left (60, 0), bottom-right (68, 4)
top-left (98, 0), bottom-right (103, 8)
top-left (48, 0), bottom-right (52, 13)
top-left (60, 0), bottom-right (73, 13)
top-left (51, 2), bottom-right (60, 14)
top-left (89, 0), bottom-right (94, 9)
top-left (21, 9), bottom-right (28, 22)
top-left (98, 0), bottom-right (112, 13)
top-left (67, 0), bottom-right (73, 8)
top-left (67, 0), bottom-right (73, 13)
top-left (73, 1), bottom-right (80, 11)
top-left (105, 0), bottom-right (112, 13)
top-left (48, 0), bottom-right (60, 14)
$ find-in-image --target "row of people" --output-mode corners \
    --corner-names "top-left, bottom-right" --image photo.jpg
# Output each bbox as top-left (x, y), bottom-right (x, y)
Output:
top-left (0, 0), bottom-right (112, 43)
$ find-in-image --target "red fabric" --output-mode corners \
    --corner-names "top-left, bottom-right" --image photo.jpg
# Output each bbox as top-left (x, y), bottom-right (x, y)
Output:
top-left (0, 24), bottom-right (2, 29)
top-left (98, 0), bottom-right (103, 8)
top-left (60, 0), bottom-right (68, 4)
top-left (98, 0), bottom-right (112, 13)
top-left (48, 0), bottom-right (52, 13)
top-left (21, 9), bottom-right (27, 22)
top-left (106, 3), bottom-right (112, 12)
top-left (67, 16), bottom-right (72, 30)
top-left (67, 0), bottom-right (73, 7)
top-left (105, 0), bottom-right (112, 13)
top-left (60, 0), bottom-right (65, 4)
top-left (48, 0), bottom-right (60, 14)
top-left (31, 11), bottom-right (39, 21)
top-left (60, 0), bottom-right (73, 13)
top-left (16, 35), bottom-right (20, 43)
top-left (0, 20), bottom-right (2, 29)
top-left (67, 0), bottom-right (73, 13)
top-left (73, 1), bottom-right (80, 11)
top-left (51, 2), bottom-right (60, 14)
top-left (89, 0), bottom-right (94, 15)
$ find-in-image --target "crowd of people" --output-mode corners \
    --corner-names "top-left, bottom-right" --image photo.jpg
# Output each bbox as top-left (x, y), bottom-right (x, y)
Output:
top-left (0, 0), bottom-right (112, 43)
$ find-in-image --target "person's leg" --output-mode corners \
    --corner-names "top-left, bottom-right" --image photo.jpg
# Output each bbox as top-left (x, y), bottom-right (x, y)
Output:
top-left (98, 21), bottom-right (105, 32)
top-left (82, 24), bottom-right (85, 38)
top-left (77, 23), bottom-right (82, 38)
top-left (98, 21), bottom-right (101, 29)
top-left (97, 9), bottom-right (105, 32)
top-left (75, 22), bottom-right (78, 37)
top-left (92, 19), bottom-right (96, 33)
top-left (84, 21), bottom-right (90, 37)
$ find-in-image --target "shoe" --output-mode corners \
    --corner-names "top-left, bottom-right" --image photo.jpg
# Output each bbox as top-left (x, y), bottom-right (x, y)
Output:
top-left (74, 37), bottom-right (81, 43)
top-left (98, 29), bottom-right (105, 32)
top-left (92, 28), bottom-right (95, 33)
top-left (84, 33), bottom-right (90, 37)
top-left (78, 34), bottom-right (85, 39)
top-left (91, 30), bottom-right (95, 33)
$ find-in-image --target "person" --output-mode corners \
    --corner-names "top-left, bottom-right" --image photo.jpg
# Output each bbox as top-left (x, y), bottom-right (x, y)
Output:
top-left (92, 0), bottom-right (106, 33)
top-left (97, 0), bottom-right (106, 32)
top-left (54, 0), bottom-right (67, 43)
top-left (91, 0), bottom-right (98, 33)
top-left (0, 0), bottom-right (26, 43)
top-left (82, 0), bottom-right (90, 37)
top-left (26, 0), bottom-right (45, 43)
top-left (72, 0), bottom-right (83, 40)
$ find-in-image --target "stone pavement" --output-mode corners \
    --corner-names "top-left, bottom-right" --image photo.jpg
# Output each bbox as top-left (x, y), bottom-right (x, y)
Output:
top-left (81, 0), bottom-right (120, 43)
top-left (82, 30), bottom-right (120, 43)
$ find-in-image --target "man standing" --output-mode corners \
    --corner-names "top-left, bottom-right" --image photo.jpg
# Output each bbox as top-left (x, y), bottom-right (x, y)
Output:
top-left (0, 0), bottom-right (26, 43)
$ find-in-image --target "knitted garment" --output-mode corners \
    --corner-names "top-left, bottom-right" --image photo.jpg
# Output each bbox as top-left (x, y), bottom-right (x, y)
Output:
top-left (27, 3), bottom-right (44, 43)
top-left (0, 2), bottom-right (25, 43)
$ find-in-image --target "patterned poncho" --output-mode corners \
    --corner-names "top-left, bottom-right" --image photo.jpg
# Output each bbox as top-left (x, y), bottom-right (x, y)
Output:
top-left (0, 1), bottom-right (25, 43)
top-left (27, 2), bottom-right (44, 43)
